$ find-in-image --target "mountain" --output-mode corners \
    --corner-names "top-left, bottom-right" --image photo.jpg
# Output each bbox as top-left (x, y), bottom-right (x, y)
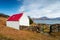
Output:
top-left (53, 17), bottom-right (60, 20)
top-left (0, 13), bottom-right (9, 18)
top-left (32, 17), bottom-right (50, 20)
top-left (39, 17), bottom-right (50, 20)
top-left (32, 17), bottom-right (60, 20)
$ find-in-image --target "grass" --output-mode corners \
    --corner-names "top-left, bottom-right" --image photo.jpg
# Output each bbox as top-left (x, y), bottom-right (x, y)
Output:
top-left (0, 34), bottom-right (14, 40)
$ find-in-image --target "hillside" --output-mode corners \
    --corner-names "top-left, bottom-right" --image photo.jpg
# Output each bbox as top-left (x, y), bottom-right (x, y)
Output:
top-left (0, 17), bottom-right (60, 40)
top-left (0, 13), bottom-right (9, 18)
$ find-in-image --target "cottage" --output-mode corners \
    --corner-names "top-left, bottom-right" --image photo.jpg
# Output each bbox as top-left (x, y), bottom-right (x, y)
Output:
top-left (6, 13), bottom-right (33, 30)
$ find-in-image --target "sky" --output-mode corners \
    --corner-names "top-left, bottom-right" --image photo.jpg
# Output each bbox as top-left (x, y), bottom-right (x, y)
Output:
top-left (0, 0), bottom-right (60, 18)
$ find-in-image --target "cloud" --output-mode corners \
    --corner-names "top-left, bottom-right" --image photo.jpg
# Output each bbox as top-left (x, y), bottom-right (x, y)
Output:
top-left (19, 0), bottom-right (60, 18)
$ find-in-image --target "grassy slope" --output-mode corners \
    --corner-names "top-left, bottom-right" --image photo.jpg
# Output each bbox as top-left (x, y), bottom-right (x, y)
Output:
top-left (0, 17), bottom-right (60, 40)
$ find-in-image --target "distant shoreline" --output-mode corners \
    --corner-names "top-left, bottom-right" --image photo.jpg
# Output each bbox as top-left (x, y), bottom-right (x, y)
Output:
top-left (33, 19), bottom-right (60, 24)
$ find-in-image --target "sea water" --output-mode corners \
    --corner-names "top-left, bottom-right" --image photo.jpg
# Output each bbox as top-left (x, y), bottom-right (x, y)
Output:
top-left (33, 20), bottom-right (60, 24)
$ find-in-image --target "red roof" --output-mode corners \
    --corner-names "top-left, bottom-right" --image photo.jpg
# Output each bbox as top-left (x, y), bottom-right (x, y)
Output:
top-left (7, 13), bottom-right (23, 21)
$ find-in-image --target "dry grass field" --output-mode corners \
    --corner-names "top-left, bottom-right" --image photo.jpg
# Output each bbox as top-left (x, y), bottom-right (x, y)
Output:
top-left (0, 17), bottom-right (60, 40)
